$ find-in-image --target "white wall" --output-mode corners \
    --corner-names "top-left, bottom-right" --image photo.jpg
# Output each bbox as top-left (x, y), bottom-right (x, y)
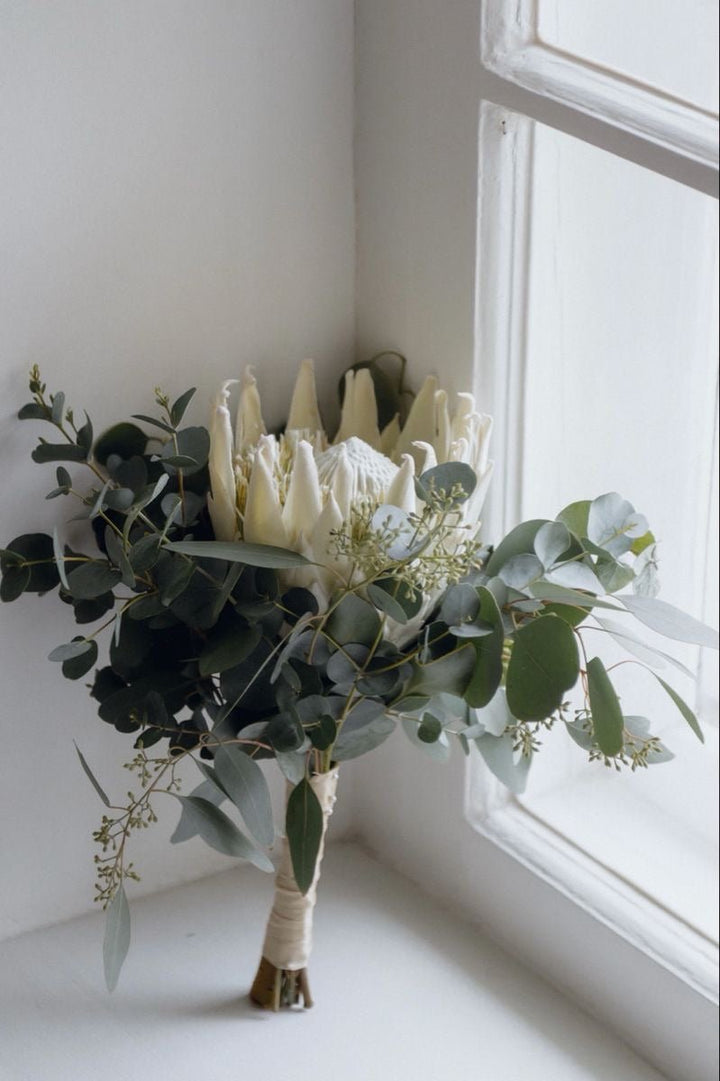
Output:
top-left (0, 0), bottom-right (355, 938)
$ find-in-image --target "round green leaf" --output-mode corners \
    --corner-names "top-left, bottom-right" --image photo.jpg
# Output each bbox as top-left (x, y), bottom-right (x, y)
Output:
top-left (94, 423), bottom-right (148, 466)
top-left (506, 615), bottom-right (579, 722)
top-left (66, 561), bottom-right (122, 600)
top-left (63, 638), bottom-right (99, 679)
top-left (1, 533), bottom-right (60, 593)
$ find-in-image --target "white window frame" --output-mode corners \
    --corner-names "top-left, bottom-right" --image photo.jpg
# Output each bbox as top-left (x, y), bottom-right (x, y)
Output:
top-left (471, 12), bottom-right (719, 1008)
top-left (481, 0), bottom-right (719, 167)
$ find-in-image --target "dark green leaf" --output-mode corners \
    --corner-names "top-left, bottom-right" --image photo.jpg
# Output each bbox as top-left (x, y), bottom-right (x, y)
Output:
top-left (410, 643), bottom-right (476, 697)
top-left (556, 500), bottom-right (590, 538)
top-left (485, 520), bottom-right (550, 577)
top-left (63, 637), bottom-right (98, 679)
top-left (367, 577), bottom-right (422, 623)
top-left (165, 539), bottom-right (310, 569)
top-left (172, 796), bottom-right (273, 871)
top-left (213, 745), bottom-right (275, 847)
top-left (158, 454), bottom-right (198, 469)
top-left (74, 741), bottom-right (110, 805)
top-left (132, 413), bottom-right (176, 435)
top-left (333, 714), bottom-right (394, 761)
top-left (109, 618), bottom-right (153, 678)
top-left (286, 779), bottom-right (324, 895)
top-left (266, 711), bottom-right (305, 752)
top-left (587, 656), bottom-right (625, 756)
top-left (129, 535), bottom-right (162, 574)
top-left (66, 561), bottom-right (121, 600)
top-left (170, 388), bottom-right (197, 427)
top-left (198, 613), bottom-right (261, 676)
top-left (1, 534), bottom-right (60, 593)
top-left (417, 713), bottom-right (443, 743)
top-left (307, 713), bottom-right (337, 751)
top-left (155, 553), bottom-right (195, 606)
top-left (0, 564), bottom-right (31, 601)
top-left (18, 402), bottom-right (49, 421)
top-left (94, 423), bottom-right (147, 466)
top-left (104, 885), bottom-right (130, 992)
top-left (464, 586), bottom-right (504, 708)
top-left (76, 412), bottom-right (93, 455)
top-left (31, 442), bottom-right (87, 464)
top-left (166, 427), bottom-right (209, 476)
top-left (506, 615), bottom-right (579, 721)
top-left (107, 455), bottom-right (148, 495)
top-left (325, 593), bottom-right (382, 648)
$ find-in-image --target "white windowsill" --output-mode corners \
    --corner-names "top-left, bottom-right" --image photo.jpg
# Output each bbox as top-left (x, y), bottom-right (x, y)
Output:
top-left (0, 843), bottom-right (666, 1081)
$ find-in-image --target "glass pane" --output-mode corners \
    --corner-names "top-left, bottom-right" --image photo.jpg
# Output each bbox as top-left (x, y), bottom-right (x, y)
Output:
top-left (537, 0), bottom-right (719, 115)
top-left (515, 120), bottom-right (718, 941)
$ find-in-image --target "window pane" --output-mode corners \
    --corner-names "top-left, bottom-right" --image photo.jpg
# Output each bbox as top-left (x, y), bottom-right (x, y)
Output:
top-left (536, 0), bottom-right (719, 115)
top-left (515, 121), bottom-right (718, 941)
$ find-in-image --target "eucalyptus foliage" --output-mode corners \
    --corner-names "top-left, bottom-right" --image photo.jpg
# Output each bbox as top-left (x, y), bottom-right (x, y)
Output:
top-left (2, 364), bottom-right (716, 991)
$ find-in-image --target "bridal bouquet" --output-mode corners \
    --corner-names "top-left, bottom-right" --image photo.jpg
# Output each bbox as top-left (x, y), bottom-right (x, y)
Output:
top-left (2, 355), bottom-right (716, 1009)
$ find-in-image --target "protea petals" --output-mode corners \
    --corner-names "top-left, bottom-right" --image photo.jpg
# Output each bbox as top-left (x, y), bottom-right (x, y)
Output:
top-left (334, 369), bottom-right (381, 449)
top-left (243, 440), bottom-right (289, 548)
top-left (208, 381), bottom-right (239, 542)
top-left (385, 454), bottom-right (416, 513)
top-left (392, 375), bottom-right (438, 467)
top-left (236, 367), bottom-right (266, 451)
top-left (286, 359), bottom-right (323, 435)
top-left (282, 440), bottom-right (323, 545)
top-left (208, 359), bottom-right (493, 618)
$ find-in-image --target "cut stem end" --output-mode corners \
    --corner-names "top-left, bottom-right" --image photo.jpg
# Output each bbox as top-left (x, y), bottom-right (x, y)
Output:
top-left (249, 957), bottom-right (314, 1011)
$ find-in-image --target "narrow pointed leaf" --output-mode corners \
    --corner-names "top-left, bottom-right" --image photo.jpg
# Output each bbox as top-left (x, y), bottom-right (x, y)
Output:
top-left (286, 778), bottom-right (323, 895)
top-left (73, 741), bottom-right (110, 806)
top-left (652, 673), bottom-right (704, 743)
top-left (170, 780), bottom-right (225, 843)
top-left (172, 796), bottom-right (273, 871)
top-left (587, 656), bottom-right (624, 756)
top-left (103, 885), bottom-right (131, 992)
top-left (170, 387), bottom-right (197, 427)
top-left (213, 745), bottom-right (275, 847)
top-left (619, 594), bottom-right (719, 649)
top-left (165, 539), bottom-right (310, 568)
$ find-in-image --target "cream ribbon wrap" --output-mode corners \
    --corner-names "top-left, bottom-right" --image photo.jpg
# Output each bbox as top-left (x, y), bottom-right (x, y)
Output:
top-left (261, 770), bottom-right (339, 971)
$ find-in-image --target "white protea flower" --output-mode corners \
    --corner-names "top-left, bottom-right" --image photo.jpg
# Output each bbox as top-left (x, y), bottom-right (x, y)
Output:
top-left (208, 360), bottom-right (493, 620)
